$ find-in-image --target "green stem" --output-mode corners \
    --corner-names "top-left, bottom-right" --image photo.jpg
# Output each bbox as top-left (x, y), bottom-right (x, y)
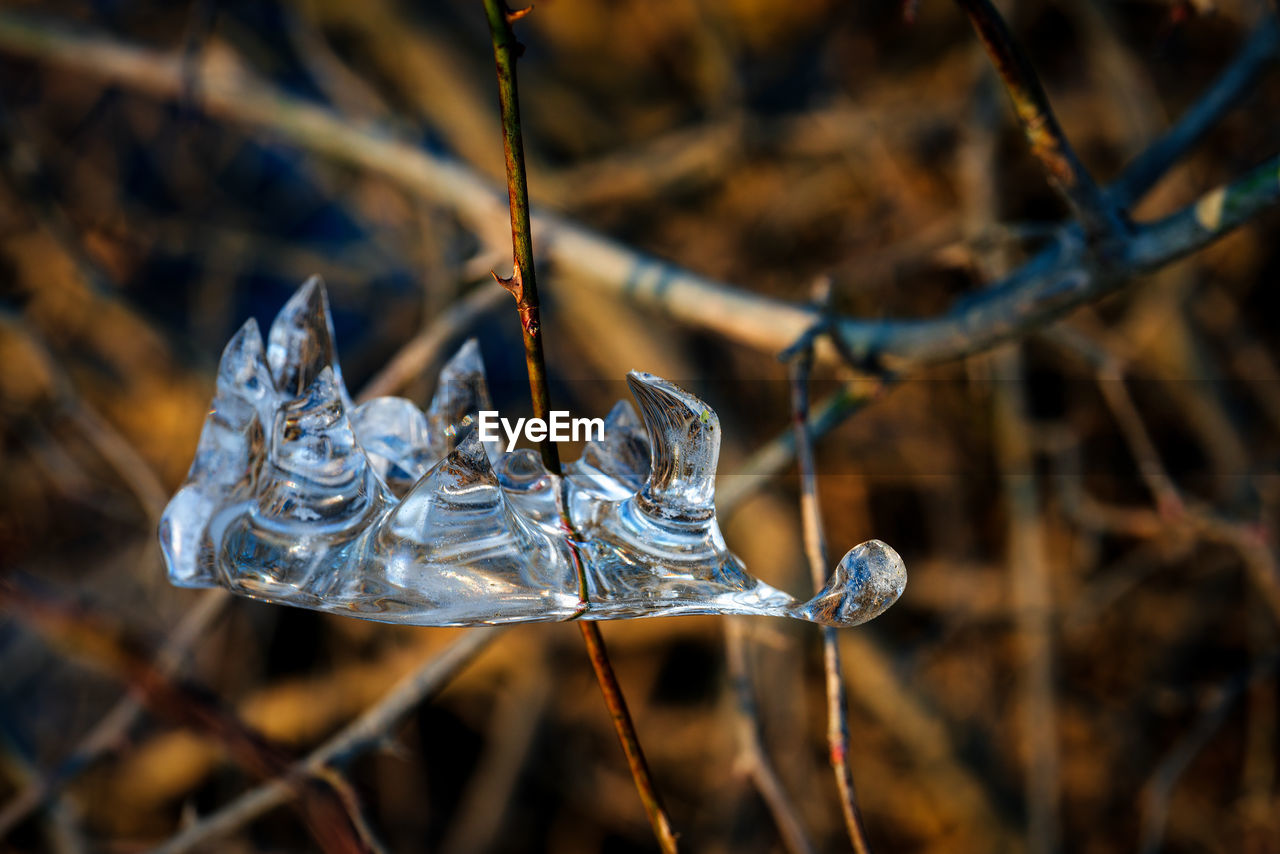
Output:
top-left (481, 0), bottom-right (557, 474)
top-left (481, 4), bottom-right (678, 851)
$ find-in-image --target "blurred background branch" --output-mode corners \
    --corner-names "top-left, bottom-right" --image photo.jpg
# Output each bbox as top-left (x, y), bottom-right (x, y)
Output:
top-left (0, 1), bottom-right (1277, 852)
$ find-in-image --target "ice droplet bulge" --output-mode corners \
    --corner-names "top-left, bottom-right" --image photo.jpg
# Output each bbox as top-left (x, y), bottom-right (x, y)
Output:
top-left (158, 279), bottom-right (906, 627)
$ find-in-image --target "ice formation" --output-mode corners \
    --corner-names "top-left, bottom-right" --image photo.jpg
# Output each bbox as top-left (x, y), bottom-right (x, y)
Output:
top-left (159, 278), bottom-right (906, 627)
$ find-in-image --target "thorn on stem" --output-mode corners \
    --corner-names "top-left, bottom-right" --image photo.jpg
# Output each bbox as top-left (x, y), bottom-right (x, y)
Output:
top-left (506, 4), bottom-right (533, 24)
top-left (491, 265), bottom-right (526, 303)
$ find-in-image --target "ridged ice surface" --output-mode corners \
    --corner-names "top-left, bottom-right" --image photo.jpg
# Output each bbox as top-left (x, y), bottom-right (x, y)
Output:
top-left (159, 279), bottom-right (906, 627)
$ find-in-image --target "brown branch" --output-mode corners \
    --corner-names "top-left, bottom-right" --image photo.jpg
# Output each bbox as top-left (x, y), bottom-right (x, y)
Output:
top-left (1044, 327), bottom-right (1184, 515)
top-left (481, 4), bottom-right (677, 851)
top-left (148, 628), bottom-right (500, 854)
top-left (788, 347), bottom-right (874, 854)
top-left (724, 620), bottom-right (816, 854)
top-left (0, 581), bottom-right (381, 854)
top-left (1139, 654), bottom-right (1280, 854)
top-left (988, 347), bottom-right (1061, 854)
top-left (0, 589), bottom-right (228, 839)
top-left (953, 0), bottom-right (1123, 237)
top-left (1109, 17), bottom-right (1279, 208)
top-left (0, 12), bottom-right (1272, 375)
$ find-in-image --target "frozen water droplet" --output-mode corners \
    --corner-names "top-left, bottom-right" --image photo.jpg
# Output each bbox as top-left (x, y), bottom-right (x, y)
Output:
top-left (159, 320), bottom-right (273, 587)
top-left (350, 431), bottom-right (579, 623)
top-left (351, 397), bottom-right (434, 497)
top-left (266, 276), bottom-right (350, 405)
top-left (426, 339), bottom-right (494, 461)
top-left (627, 371), bottom-right (718, 524)
top-left (796, 539), bottom-right (907, 627)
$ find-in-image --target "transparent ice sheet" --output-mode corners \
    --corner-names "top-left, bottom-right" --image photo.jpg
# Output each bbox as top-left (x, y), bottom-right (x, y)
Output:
top-left (159, 278), bottom-right (906, 627)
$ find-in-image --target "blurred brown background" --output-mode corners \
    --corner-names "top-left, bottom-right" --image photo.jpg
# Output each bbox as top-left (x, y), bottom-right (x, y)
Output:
top-left (1, 0), bottom-right (1279, 852)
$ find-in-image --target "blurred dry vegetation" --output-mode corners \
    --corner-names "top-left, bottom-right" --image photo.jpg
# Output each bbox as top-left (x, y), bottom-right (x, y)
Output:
top-left (1, 0), bottom-right (1279, 852)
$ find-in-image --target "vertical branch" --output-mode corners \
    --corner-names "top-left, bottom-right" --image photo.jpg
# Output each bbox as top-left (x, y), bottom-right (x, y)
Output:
top-left (1109, 17), bottom-right (1279, 208)
top-left (989, 346), bottom-right (1060, 854)
top-left (578, 623), bottom-right (679, 851)
top-left (481, 4), bottom-right (678, 851)
top-left (953, 0), bottom-right (1123, 238)
top-left (788, 347), bottom-right (874, 854)
top-left (724, 620), bottom-right (816, 854)
top-left (481, 0), bottom-right (558, 474)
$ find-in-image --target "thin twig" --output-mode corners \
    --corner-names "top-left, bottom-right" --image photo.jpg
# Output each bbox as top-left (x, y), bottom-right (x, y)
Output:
top-left (438, 646), bottom-right (553, 854)
top-left (480, 3), bottom-right (678, 850)
top-left (0, 582), bottom-right (381, 854)
top-left (788, 347), bottom-right (873, 854)
top-left (989, 347), bottom-right (1060, 854)
top-left (1045, 327), bottom-right (1184, 515)
top-left (724, 620), bottom-right (816, 854)
top-left (1109, 16), bottom-right (1279, 208)
top-left (0, 589), bottom-right (229, 838)
top-left (0, 12), bottom-right (1273, 371)
top-left (356, 279), bottom-right (507, 403)
top-left (1139, 653), bottom-right (1280, 854)
top-left (952, 0), bottom-right (1123, 236)
top-left (149, 628), bottom-right (500, 854)
top-left (719, 379), bottom-right (886, 517)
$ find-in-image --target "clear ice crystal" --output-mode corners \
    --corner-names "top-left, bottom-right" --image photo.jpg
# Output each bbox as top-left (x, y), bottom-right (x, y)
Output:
top-left (266, 276), bottom-right (351, 406)
top-left (426, 339), bottom-right (494, 461)
top-left (351, 397), bottom-right (435, 497)
top-left (345, 432), bottom-right (580, 624)
top-left (159, 318), bottom-right (274, 587)
top-left (159, 278), bottom-right (906, 627)
top-left (567, 400), bottom-right (649, 503)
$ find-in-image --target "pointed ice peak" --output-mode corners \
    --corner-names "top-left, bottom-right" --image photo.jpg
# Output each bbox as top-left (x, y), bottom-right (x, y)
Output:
top-left (796, 540), bottom-right (907, 627)
top-left (215, 318), bottom-right (277, 426)
top-left (218, 318), bottom-right (271, 392)
top-left (161, 411), bottom-right (266, 589)
top-left (388, 429), bottom-right (502, 540)
top-left (440, 426), bottom-right (494, 487)
top-left (351, 397), bottom-right (434, 497)
top-left (427, 338), bottom-right (493, 459)
top-left (597, 401), bottom-right (649, 476)
top-left (267, 276), bottom-right (347, 402)
top-left (269, 366), bottom-right (359, 486)
top-left (626, 371), bottom-right (719, 524)
top-left (605, 398), bottom-right (641, 431)
top-left (495, 447), bottom-right (550, 491)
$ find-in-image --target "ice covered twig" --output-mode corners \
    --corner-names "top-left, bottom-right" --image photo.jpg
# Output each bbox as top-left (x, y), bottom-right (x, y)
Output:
top-left (159, 279), bottom-right (906, 627)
